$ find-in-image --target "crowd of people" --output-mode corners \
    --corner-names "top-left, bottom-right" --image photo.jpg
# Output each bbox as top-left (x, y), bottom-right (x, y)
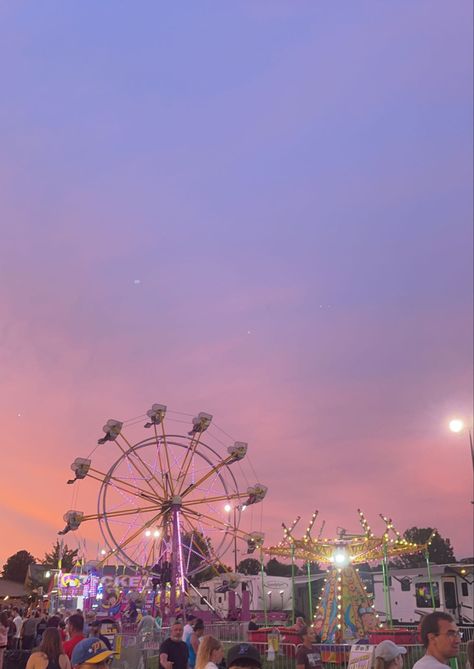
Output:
top-left (0, 606), bottom-right (115, 669)
top-left (0, 607), bottom-right (472, 669)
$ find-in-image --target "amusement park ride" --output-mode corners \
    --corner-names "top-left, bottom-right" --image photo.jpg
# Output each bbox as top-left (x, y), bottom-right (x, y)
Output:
top-left (264, 511), bottom-right (436, 642)
top-left (59, 404), bottom-right (267, 620)
top-left (57, 403), bottom-right (440, 639)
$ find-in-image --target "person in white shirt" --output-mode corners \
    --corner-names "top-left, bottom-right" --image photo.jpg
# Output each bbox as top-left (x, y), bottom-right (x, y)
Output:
top-left (183, 615), bottom-right (196, 644)
top-left (412, 612), bottom-right (462, 669)
top-left (12, 608), bottom-right (23, 650)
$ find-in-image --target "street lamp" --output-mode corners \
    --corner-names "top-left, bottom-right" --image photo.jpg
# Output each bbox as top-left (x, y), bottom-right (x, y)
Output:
top-left (225, 504), bottom-right (238, 571)
top-left (279, 590), bottom-right (284, 610)
top-left (448, 418), bottom-right (474, 471)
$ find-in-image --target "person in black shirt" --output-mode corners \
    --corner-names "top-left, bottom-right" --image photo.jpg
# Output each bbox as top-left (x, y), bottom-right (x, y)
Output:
top-left (160, 621), bottom-right (189, 669)
top-left (247, 616), bottom-right (259, 632)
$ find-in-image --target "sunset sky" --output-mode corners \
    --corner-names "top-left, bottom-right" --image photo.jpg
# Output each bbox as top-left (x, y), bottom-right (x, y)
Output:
top-left (0, 2), bottom-right (472, 569)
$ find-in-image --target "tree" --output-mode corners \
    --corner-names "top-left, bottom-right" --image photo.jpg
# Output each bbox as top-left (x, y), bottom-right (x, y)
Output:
top-left (2, 550), bottom-right (36, 583)
top-left (266, 558), bottom-right (299, 577)
top-left (42, 541), bottom-right (79, 572)
top-left (237, 558), bottom-right (261, 575)
top-left (393, 527), bottom-right (456, 568)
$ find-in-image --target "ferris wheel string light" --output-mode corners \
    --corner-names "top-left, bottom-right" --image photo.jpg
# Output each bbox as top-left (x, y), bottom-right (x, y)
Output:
top-left (59, 403), bottom-right (266, 617)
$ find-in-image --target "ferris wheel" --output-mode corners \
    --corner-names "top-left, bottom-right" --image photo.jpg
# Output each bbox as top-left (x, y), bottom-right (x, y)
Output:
top-left (60, 404), bottom-right (267, 615)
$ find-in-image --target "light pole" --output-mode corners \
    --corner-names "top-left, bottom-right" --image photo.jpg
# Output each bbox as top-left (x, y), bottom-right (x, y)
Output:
top-left (449, 419), bottom-right (473, 466)
top-left (449, 419), bottom-right (474, 501)
top-left (225, 504), bottom-right (238, 571)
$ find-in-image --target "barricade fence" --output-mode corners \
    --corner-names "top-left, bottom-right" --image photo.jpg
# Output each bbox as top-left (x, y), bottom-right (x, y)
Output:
top-left (109, 633), bottom-right (472, 669)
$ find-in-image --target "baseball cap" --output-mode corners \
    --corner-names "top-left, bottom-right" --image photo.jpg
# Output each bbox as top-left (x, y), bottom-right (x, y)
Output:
top-left (227, 643), bottom-right (262, 668)
top-left (71, 637), bottom-right (114, 666)
top-left (374, 640), bottom-right (407, 662)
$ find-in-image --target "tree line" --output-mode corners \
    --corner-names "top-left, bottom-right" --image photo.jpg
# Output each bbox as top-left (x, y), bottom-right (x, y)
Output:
top-left (1, 527), bottom-right (464, 585)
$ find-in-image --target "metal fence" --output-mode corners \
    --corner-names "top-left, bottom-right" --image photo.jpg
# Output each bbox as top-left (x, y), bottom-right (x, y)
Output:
top-left (109, 625), bottom-right (474, 669)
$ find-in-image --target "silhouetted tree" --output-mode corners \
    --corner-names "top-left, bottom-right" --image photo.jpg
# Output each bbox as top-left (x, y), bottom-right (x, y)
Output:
top-left (2, 550), bottom-right (36, 583)
top-left (237, 558), bottom-right (261, 575)
top-left (42, 541), bottom-right (79, 572)
top-left (393, 527), bottom-right (456, 568)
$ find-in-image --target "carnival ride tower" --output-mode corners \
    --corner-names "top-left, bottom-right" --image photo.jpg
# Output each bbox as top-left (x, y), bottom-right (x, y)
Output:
top-left (264, 510), bottom-right (435, 642)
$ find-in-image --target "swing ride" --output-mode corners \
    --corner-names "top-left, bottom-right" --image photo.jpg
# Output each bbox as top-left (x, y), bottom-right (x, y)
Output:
top-left (264, 510), bottom-right (435, 642)
top-left (59, 404), bottom-right (267, 618)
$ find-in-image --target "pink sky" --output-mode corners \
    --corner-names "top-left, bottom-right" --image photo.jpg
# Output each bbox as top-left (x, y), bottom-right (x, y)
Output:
top-left (0, 2), bottom-right (472, 568)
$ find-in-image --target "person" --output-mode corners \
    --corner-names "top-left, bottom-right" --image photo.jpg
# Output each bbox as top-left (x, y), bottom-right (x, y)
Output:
top-left (71, 637), bottom-right (114, 668)
top-left (374, 640), bottom-right (407, 669)
top-left (183, 615), bottom-right (196, 643)
top-left (195, 635), bottom-right (224, 669)
top-left (36, 613), bottom-right (48, 645)
top-left (0, 612), bottom-right (9, 669)
top-left (12, 607), bottom-right (23, 649)
top-left (25, 627), bottom-right (71, 669)
top-left (159, 621), bottom-right (189, 669)
top-left (227, 643), bottom-right (262, 669)
top-left (466, 640), bottom-right (474, 669)
top-left (412, 612), bottom-right (461, 669)
top-left (63, 614), bottom-right (86, 659)
top-left (22, 612), bottom-right (40, 650)
top-left (88, 622), bottom-right (112, 651)
top-left (293, 617), bottom-right (307, 632)
top-left (247, 616), bottom-right (259, 632)
top-left (295, 627), bottom-right (322, 669)
top-left (187, 619), bottom-right (205, 669)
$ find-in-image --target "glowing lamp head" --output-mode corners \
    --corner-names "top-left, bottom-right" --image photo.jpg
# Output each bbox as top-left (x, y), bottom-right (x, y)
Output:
top-left (100, 549), bottom-right (106, 556)
top-left (153, 530), bottom-right (161, 538)
top-left (224, 504), bottom-right (232, 513)
top-left (449, 419), bottom-right (464, 433)
top-left (145, 530), bottom-right (152, 537)
top-left (333, 550), bottom-right (349, 567)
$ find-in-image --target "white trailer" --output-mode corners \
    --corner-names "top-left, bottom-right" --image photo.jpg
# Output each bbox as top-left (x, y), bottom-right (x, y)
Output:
top-left (190, 573), bottom-right (293, 618)
top-left (372, 564), bottom-right (473, 624)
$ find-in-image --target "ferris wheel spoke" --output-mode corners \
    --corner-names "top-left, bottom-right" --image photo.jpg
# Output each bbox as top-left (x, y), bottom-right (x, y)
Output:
top-left (180, 514), bottom-right (225, 578)
top-left (113, 438), bottom-right (162, 498)
top-left (181, 507), bottom-right (231, 535)
top-left (184, 491), bottom-right (246, 506)
top-left (175, 433), bottom-right (205, 495)
top-left (156, 423), bottom-right (176, 496)
top-left (180, 453), bottom-right (239, 498)
top-left (119, 432), bottom-right (167, 496)
top-left (99, 509), bottom-right (165, 565)
top-left (82, 504), bottom-right (159, 522)
top-left (89, 468), bottom-right (162, 504)
top-left (116, 433), bottom-right (165, 495)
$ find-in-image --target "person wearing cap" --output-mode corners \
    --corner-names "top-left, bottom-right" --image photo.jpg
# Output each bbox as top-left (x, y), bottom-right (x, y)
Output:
top-left (227, 643), bottom-right (262, 669)
top-left (159, 621), bottom-right (189, 669)
top-left (295, 627), bottom-right (322, 669)
top-left (88, 622), bottom-right (112, 651)
top-left (374, 640), bottom-right (407, 669)
top-left (412, 612), bottom-right (461, 669)
top-left (71, 637), bottom-right (114, 668)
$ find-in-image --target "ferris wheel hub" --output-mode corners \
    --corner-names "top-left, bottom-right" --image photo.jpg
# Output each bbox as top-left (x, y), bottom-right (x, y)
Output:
top-left (171, 495), bottom-right (183, 506)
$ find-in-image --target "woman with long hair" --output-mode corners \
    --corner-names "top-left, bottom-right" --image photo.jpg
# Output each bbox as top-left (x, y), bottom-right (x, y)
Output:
top-left (195, 635), bottom-right (224, 669)
top-left (26, 627), bottom-right (71, 669)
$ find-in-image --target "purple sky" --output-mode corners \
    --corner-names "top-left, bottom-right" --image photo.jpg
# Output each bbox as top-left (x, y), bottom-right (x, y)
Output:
top-left (0, 2), bottom-right (472, 567)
